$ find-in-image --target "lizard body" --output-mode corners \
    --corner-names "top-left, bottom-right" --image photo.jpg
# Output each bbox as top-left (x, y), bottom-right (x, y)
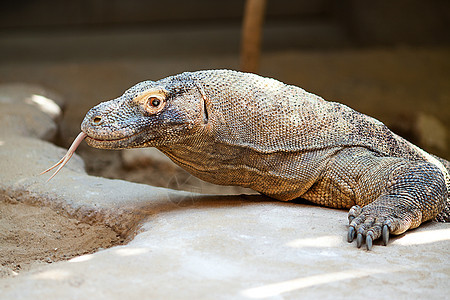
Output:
top-left (44, 70), bottom-right (449, 250)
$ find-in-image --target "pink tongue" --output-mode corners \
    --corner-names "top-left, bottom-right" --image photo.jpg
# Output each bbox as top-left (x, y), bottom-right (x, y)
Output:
top-left (40, 132), bottom-right (87, 181)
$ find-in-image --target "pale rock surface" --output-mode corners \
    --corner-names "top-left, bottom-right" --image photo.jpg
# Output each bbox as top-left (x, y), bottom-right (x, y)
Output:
top-left (0, 84), bottom-right (449, 299)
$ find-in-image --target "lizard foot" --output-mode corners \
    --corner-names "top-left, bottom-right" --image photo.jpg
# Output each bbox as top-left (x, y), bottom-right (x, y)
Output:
top-left (347, 205), bottom-right (390, 250)
top-left (346, 201), bottom-right (419, 250)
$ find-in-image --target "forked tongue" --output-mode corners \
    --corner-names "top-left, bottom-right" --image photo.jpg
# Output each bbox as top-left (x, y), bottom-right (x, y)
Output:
top-left (40, 132), bottom-right (87, 181)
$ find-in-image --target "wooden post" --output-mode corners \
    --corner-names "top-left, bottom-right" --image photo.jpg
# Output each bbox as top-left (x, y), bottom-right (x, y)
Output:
top-left (240, 0), bottom-right (267, 74)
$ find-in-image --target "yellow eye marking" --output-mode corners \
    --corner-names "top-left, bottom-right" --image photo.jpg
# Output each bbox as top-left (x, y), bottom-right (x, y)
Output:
top-left (132, 88), bottom-right (168, 113)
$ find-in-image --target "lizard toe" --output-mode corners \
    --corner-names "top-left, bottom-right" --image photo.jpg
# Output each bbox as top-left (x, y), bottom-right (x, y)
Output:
top-left (348, 205), bottom-right (362, 224)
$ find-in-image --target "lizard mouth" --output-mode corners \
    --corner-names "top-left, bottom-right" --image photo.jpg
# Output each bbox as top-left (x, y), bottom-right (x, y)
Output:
top-left (83, 131), bottom-right (143, 149)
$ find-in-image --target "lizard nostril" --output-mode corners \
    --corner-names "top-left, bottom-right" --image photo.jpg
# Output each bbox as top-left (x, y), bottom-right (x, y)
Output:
top-left (92, 116), bottom-right (102, 125)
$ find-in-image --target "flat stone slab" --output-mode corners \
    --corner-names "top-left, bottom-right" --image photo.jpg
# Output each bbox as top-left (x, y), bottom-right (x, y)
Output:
top-left (0, 84), bottom-right (449, 299)
top-left (0, 199), bottom-right (448, 299)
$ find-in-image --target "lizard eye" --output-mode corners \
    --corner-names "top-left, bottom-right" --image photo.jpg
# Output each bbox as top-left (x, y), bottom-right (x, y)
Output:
top-left (148, 97), bottom-right (161, 108)
top-left (135, 89), bottom-right (167, 114)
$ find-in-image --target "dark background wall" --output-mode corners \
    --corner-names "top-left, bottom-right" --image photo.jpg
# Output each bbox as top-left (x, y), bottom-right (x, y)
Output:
top-left (1, 0), bottom-right (449, 47)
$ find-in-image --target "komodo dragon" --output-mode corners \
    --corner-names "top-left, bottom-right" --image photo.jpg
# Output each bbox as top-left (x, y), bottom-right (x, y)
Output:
top-left (42, 69), bottom-right (450, 250)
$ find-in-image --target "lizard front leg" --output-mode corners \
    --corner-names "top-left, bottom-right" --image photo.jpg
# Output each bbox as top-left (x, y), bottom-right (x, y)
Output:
top-left (301, 148), bottom-right (448, 250)
top-left (347, 160), bottom-right (447, 250)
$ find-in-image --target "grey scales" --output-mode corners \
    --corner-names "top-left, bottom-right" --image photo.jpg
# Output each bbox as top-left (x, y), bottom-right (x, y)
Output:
top-left (42, 69), bottom-right (449, 250)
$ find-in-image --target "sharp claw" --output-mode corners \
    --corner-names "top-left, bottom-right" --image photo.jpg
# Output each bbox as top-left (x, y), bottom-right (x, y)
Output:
top-left (356, 233), bottom-right (363, 248)
top-left (348, 226), bottom-right (355, 242)
top-left (366, 235), bottom-right (373, 251)
top-left (348, 215), bottom-right (355, 224)
top-left (382, 225), bottom-right (389, 246)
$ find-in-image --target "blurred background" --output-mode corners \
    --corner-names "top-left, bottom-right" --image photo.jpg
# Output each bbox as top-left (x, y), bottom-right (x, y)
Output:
top-left (1, 0), bottom-right (449, 192)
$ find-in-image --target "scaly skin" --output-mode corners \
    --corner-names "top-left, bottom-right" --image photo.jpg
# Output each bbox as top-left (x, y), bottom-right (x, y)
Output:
top-left (45, 70), bottom-right (450, 250)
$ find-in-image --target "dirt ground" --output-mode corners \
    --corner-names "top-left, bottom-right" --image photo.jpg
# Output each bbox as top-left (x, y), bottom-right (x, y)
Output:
top-left (0, 193), bottom-right (124, 278)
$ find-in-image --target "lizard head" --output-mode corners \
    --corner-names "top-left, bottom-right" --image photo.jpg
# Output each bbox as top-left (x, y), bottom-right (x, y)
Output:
top-left (81, 76), bottom-right (206, 149)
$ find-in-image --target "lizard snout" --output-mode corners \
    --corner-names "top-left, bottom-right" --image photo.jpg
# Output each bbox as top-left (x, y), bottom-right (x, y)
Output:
top-left (80, 99), bottom-right (148, 148)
